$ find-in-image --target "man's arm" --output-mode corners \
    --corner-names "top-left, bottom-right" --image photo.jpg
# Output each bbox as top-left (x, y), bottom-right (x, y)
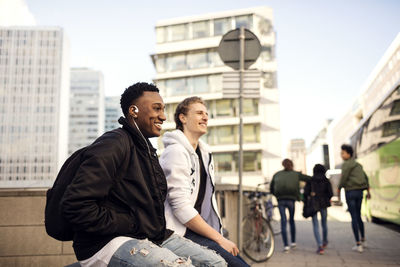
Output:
top-left (185, 215), bottom-right (239, 256)
top-left (61, 132), bottom-right (134, 236)
top-left (299, 172), bottom-right (311, 182)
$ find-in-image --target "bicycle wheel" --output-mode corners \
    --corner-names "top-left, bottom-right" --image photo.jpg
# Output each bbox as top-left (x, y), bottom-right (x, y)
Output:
top-left (242, 214), bottom-right (275, 262)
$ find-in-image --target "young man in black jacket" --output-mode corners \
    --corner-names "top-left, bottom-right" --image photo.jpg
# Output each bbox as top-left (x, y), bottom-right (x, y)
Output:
top-left (61, 82), bottom-right (226, 267)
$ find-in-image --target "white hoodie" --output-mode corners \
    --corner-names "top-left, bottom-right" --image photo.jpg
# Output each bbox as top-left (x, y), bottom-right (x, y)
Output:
top-left (160, 130), bottom-right (222, 236)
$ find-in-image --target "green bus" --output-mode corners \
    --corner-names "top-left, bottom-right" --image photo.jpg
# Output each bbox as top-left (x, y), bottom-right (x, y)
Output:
top-left (350, 84), bottom-right (400, 225)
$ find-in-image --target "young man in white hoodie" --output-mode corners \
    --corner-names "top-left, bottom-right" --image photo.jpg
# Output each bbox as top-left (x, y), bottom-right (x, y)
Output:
top-left (160, 97), bottom-right (250, 267)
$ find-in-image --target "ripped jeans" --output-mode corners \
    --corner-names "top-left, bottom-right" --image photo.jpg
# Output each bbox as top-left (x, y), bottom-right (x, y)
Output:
top-left (108, 234), bottom-right (227, 267)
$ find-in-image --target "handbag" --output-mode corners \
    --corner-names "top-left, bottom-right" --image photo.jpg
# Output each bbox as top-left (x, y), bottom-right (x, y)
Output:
top-left (302, 182), bottom-right (318, 218)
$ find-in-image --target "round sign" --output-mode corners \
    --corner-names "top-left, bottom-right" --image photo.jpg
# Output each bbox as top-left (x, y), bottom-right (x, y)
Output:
top-left (217, 28), bottom-right (261, 70)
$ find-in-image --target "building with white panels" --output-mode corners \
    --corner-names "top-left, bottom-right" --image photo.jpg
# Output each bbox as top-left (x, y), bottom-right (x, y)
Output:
top-left (0, 26), bottom-right (69, 188)
top-left (68, 68), bottom-right (104, 155)
top-left (152, 7), bottom-right (282, 186)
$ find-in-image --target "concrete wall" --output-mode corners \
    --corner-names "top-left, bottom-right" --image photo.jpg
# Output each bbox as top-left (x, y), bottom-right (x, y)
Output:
top-left (0, 189), bottom-right (76, 267)
top-left (0, 186), bottom-right (259, 266)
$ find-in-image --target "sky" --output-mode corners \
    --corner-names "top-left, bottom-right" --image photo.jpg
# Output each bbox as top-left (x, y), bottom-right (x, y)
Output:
top-left (2, 0), bottom-right (400, 152)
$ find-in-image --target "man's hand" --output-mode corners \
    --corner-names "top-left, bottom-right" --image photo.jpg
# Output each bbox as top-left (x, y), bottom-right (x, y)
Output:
top-left (366, 191), bottom-right (371, 199)
top-left (216, 236), bottom-right (239, 256)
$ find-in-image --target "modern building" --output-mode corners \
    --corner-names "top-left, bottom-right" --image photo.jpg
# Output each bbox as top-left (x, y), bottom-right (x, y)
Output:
top-left (68, 68), bottom-right (104, 155)
top-left (105, 96), bottom-right (123, 132)
top-left (0, 26), bottom-right (70, 188)
top-left (287, 139), bottom-right (307, 174)
top-left (306, 119), bottom-right (332, 175)
top-left (152, 7), bottom-right (281, 186)
top-left (328, 33), bottom-right (400, 168)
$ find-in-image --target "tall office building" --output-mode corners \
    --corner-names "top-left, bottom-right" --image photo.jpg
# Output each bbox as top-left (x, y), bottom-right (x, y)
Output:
top-left (68, 68), bottom-right (104, 155)
top-left (287, 139), bottom-right (307, 174)
top-left (105, 96), bottom-right (123, 132)
top-left (0, 26), bottom-right (69, 188)
top-left (152, 7), bottom-right (281, 186)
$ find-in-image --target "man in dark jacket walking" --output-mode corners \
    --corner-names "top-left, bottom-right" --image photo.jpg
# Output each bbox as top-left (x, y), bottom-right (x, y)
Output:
top-left (61, 82), bottom-right (226, 267)
top-left (304, 164), bottom-right (333, 255)
top-left (270, 159), bottom-right (310, 253)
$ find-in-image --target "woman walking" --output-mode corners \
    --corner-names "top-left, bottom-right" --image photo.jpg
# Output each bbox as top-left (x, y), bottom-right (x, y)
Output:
top-left (304, 164), bottom-right (333, 255)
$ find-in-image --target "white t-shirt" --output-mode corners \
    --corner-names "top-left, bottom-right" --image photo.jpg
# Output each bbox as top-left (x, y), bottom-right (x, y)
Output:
top-left (80, 236), bottom-right (133, 267)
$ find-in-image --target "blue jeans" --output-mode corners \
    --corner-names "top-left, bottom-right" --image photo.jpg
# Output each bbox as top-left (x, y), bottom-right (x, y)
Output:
top-left (311, 208), bottom-right (328, 247)
top-left (278, 199), bottom-right (296, 247)
top-left (108, 234), bottom-right (227, 267)
top-left (184, 229), bottom-right (250, 267)
top-left (345, 189), bottom-right (365, 243)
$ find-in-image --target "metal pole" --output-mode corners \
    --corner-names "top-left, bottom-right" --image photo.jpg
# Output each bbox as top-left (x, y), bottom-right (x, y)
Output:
top-left (237, 26), bottom-right (245, 250)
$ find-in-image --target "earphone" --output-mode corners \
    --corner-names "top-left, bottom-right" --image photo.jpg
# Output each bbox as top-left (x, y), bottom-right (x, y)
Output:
top-left (133, 105), bottom-right (139, 114)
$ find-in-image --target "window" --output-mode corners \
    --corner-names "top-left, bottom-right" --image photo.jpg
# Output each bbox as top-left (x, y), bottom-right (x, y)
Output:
top-left (216, 126), bottom-right (235, 144)
top-left (243, 124), bottom-right (260, 143)
top-left (260, 46), bottom-right (272, 61)
top-left (156, 55), bottom-right (166, 72)
top-left (263, 72), bottom-right (275, 88)
top-left (235, 15), bottom-right (253, 29)
top-left (192, 21), bottom-right (209, 38)
top-left (390, 100), bottom-right (400, 115)
top-left (216, 99), bottom-right (234, 117)
top-left (382, 120), bottom-right (400, 137)
top-left (166, 78), bottom-right (186, 96)
top-left (208, 74), bottom-right (222, 93)
top-left (243, 99), bottom-right (259, 115)
top-left (187, 52), bottom-right (208, 69)
top-left (190, 76), bottom-right (208, 94)
top-left (156, 27), bottom-right (166, 43)
top-left (214, 18), bottom-right (231, 36)
top-left (214, 153), bottom-right (233, 172)
top-left (168, 24), bottom-right (188, 42)
top-left (166, 54), bottom-right (185, 71)
top-left (208, 51), bottom-right (224, 67)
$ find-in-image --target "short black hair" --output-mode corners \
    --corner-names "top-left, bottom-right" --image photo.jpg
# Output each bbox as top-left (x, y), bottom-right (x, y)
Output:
top-left (313, 164), bottom-right (326, 175)
top-left (120, 82), bottom-right (159, 117)
top-left (341, 144), bottom-right (353, 157)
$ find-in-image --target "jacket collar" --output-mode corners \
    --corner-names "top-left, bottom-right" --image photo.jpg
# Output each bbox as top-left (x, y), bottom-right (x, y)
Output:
top-left (118, 116), bottom-right (156, 153)
top-left (162, 129), bottom-right (210, 156)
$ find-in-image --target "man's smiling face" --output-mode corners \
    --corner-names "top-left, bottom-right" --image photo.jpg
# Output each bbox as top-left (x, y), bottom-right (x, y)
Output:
top-left (133, 91), bottom-right (166, 138)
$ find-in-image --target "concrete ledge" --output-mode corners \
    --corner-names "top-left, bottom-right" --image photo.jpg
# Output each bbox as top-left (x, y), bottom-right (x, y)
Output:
top-left (0, 255), bottom-right (77, 267)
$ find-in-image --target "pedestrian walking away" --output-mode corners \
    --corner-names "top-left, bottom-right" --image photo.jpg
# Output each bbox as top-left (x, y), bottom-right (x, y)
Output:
top-left (58, 83), bottom-right (226, 267)
top-left (339, 144), bottom-right (371, 253)
top-left (270, 158), bottom-right (310, 253)
top-left (160, 96), bottom-right (248, 267)
top-left (304, 164), bottom-right (333, 255)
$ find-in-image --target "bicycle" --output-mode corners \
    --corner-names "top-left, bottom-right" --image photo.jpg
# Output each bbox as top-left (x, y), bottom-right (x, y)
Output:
top-left (242, 184), bottom-right (275, 262)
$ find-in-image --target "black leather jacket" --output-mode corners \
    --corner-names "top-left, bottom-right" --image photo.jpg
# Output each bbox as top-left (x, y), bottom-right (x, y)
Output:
top-left (61, 117), bottom-right (172, 260)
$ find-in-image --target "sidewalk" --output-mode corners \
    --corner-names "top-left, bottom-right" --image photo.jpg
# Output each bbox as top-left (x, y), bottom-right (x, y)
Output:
top-left (246, 204), bottom-right (400, 267)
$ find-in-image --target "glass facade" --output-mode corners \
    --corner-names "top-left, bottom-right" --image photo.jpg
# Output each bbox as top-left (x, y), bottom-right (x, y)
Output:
top-left (155, 49), bottom-right (224, 73)
top-left (214, 151), bottom-right (262, 173)
top-left (157, 74), bottom-right (222, 97)
top-left (0, 28), bottom-right (67, 187)
top-left (164, 99), bottom-right (258, 120)
top-left (156, 15), bottom-right (254, 43)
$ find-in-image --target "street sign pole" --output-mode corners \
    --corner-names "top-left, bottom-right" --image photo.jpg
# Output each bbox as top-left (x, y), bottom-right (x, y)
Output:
top-left (237, 26), bottom-right (245, 250)
top-left (217, 27), bottom-right (261, 250)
